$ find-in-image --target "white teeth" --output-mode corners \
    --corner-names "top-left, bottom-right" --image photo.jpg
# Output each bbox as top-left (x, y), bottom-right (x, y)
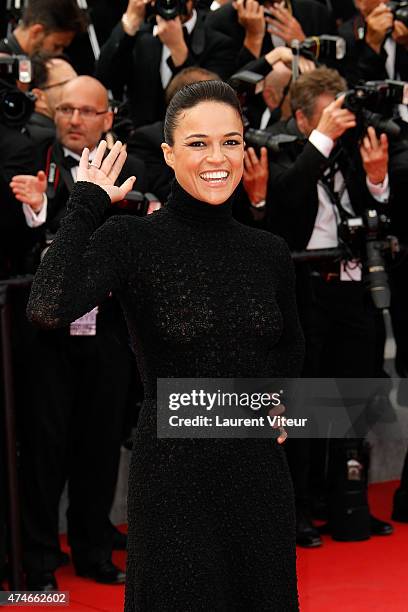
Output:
top-left (200, 171), bottom-right (229, 181)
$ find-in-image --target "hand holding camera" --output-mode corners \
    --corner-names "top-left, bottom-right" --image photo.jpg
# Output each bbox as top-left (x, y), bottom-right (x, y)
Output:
top-left (316, 94), bottom-right (357, 141)
top-left (233, 0), bottom-right (265, 38)
top-left (123, 0), bottom-right (150, 35)
top-left (156, 15), bottom-right (188, 65)
top-left (366, 3), bottom-right (394, 53)
top-left (265, 3), bottom-right (306, 44)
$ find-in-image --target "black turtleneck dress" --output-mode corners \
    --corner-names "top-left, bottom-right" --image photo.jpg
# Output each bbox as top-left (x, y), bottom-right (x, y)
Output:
top-left (27, 180), bottom-right (304, 611)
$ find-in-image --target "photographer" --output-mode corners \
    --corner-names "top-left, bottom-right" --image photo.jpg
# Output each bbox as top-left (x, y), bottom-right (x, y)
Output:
top-left (96, 0), bottom-right (235, 126)
top-left (338, 1), bottom-right (408, 92)
top-left (207, 0), bottom-right (335, 72)
top-left (238, 45), bottom-right (315, 128)
top-left (0, 0), bottom-right (86, 57)
top-left (243, 67), bottom-right (394, 546)
top-left (26, 53), bottom-right (77, 146)
top-left (8, 76), bottom-right (147, 591)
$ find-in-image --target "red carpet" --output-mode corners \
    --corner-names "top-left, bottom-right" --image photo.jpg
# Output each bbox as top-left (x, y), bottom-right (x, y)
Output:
top-left (7, 481), bottom-right (408, 611)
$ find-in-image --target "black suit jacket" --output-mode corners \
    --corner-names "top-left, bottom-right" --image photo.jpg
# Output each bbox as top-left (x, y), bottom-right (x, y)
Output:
top-left (0, 125), bottom-right (42, 276)
top-left (338, 14), bottom-right (408, 86)
top-left (127, 121), bottom-right (174, 203)
top-left (266, 118), bottom-right (384, 251)
top-left (96, 11), bottom-right (236, 126)
top-left (207, 0), bottom-right (335, 72)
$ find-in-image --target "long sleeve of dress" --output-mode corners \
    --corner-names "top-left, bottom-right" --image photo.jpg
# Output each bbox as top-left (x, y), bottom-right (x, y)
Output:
top-left (27, 182), bottom-right (134, 329)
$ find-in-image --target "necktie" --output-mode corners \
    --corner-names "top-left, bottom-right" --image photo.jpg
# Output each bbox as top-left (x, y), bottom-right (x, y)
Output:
top-left (64, 155), bottom-right (79, 170)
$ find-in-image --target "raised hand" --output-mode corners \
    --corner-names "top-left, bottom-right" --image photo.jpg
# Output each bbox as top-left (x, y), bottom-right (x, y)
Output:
top-left (360, 126), bottom-right (389, 185)
top-left (265, 4), bottom-right (306, 44)
top-left (122, 0), bottom-right (149, 35)
top-left (77, 140), bottom-right (136, 203)
top-left (316, 95), bottom-right (356, 142)
top-left (243, 146), bottom-right (269, 205)
top-left (264, 46), bottom-right (315, 73)
top-left (10, 170), bottom-right (47, 212)
top-left (365, 3), bottom-right (393, 54)
top-left (156, 16), bottom-right (188, 66)
top-left (233, 0), bottom-right (265, 58)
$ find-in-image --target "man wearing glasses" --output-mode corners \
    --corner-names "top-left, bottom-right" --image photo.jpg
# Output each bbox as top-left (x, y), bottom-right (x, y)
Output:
top-left (10, 76), bottom-right (146, 591)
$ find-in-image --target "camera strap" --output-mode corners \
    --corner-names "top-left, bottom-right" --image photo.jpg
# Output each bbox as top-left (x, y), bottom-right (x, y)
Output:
top-left (319, 157), bottom-right (352, 226)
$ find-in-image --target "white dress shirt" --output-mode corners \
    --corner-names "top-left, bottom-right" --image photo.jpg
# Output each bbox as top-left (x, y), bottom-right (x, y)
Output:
top-left (307, 130), bottom-right (390, 280)
top-left (23, 147), bottom-right (97, 228)
top-left (153, 9), bottom-right (197, 89)
top-left (384, 37), bottom-right (408, 122)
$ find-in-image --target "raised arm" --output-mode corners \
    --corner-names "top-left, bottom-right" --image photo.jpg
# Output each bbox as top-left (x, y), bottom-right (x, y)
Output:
top-left (27, 141), bottom-right (136, 329)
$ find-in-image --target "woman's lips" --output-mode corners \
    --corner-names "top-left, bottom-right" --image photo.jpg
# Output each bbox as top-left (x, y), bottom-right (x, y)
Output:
top-left (199, 170), bottom-right (230, 185)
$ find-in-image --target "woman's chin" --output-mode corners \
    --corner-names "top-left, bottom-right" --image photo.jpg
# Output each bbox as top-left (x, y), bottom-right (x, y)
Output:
top-left (194, 180), bottom-right (235, 205)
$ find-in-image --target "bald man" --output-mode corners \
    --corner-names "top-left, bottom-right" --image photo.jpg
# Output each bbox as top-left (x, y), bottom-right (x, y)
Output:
top-left (11, 76), bottom-right (146, 591)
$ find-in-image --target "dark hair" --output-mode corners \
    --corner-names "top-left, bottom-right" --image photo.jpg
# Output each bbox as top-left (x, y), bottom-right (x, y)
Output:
top-left (30, 52), bottom-right (73, 89)
top-left (22, 0), bottom-right (87, 34)
top-left (290, 67), bottom-right (347, 119)
top-left (164, 80), bottom-right (244, 146)
top-left (165, 67), bottom-right (221, 105)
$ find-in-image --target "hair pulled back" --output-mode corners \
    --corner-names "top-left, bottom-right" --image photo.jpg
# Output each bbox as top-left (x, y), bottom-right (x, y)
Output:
top-left (164, 80), bottom-right (244, 146)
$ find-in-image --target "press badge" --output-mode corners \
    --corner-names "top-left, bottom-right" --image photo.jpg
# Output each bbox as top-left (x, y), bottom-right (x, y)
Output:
top-left (70, 307), bottom-right (99, 336)
top-left (340, 260), bottom-right (362, 282)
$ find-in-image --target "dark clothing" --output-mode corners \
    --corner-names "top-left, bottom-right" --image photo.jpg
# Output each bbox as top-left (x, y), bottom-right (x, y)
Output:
top-left (207, 0), bottom-right (335, 72)
top-left (266, 119), bottom-right (385, 516)
top-left (25, 113), bottom-right (56, 149)
top-left (65, 0), bottom-right (128, 74)
top-left (265, 118), bottom-right (382, 251)
top-left (96, 11), bottom-right (236, 126)
top-left (338, 13), bottom-right (408, 86)
top-left (0, 32), bottom-right (24, 55)
top-left (0, 125), bottom-right (41, 277)
top-left (28, 179), bottom-right (304, 610)
top-left (18, 141), bottom-right (144, 572)
top-left (127, 121), bottom-right (172, 203)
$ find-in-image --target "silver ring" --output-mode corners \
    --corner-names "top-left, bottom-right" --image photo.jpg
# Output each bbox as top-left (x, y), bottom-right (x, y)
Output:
top-left (89, 162), bottom-right (100, 168)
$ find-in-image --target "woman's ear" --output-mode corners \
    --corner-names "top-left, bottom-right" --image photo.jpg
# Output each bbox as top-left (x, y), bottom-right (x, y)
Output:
top-left (161, 143), bottom-right (175, 169)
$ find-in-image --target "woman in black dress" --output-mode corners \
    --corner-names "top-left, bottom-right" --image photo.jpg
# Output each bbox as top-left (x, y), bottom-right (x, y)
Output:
top-left (28, 81), bottom-right (304, 611)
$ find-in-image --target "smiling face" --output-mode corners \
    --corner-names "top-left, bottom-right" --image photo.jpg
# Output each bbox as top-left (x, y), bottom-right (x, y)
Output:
top-left (161, 101), bottom-right (244, 205)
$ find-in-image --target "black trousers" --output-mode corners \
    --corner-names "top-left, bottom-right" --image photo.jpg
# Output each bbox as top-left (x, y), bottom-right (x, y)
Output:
top-left (285, 274), bottom-right (378, 510)
top-left (19, 316), bottom-right (135, 572)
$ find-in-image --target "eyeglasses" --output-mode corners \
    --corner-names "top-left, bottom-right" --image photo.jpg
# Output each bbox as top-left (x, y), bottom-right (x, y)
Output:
top-left (55, 105), bottom-right (109, 119)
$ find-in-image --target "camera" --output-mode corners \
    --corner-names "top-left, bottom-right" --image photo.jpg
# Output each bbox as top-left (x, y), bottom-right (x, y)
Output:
top-left (146, 0), bottom-right (189, 21)
top-left (338, 210), bottom-right (399, 310)
top-left (299, 36), bottom-right (346, 62)
top-left (388, 1), bottom-right (408, 27)
top-left (245, 128), bottom-right (305, 153)
top-left (0, 55), bottom-right (35, 128)
top-left (341, 80), bottom-right (408, 138)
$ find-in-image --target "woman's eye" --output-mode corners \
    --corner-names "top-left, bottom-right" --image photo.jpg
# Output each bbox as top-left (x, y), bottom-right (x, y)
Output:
top-left (188, 141), bottom-right (205, 147)
top-left (224, 140), bottom-right (241, 146)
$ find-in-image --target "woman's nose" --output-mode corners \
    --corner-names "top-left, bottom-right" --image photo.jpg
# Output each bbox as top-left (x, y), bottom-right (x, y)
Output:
top-left (206, 145), bottom-right (226, 163)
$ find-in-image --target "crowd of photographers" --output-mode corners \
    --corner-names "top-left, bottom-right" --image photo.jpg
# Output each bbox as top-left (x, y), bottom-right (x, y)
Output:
top-left (1, 0), bottom-right (408, 593)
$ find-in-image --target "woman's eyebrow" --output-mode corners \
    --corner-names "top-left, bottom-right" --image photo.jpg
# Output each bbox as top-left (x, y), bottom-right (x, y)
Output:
top-left (185, 132), bottom-right (242, 139)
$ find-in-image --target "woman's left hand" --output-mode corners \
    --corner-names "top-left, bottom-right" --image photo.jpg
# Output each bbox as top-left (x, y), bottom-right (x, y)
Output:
top-left (77, 140), bottom-right (136, 203)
